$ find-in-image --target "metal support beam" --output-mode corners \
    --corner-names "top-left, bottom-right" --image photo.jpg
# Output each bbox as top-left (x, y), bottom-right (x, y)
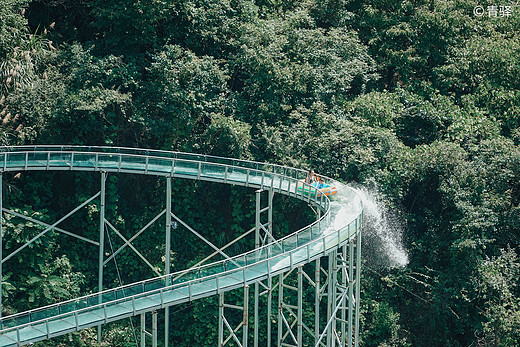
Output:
top-left (255, 190), bottom-right (261, 251)
top-left (277, 273), bottom-right (283, 346)
top-left (254, 285), bottom-right (259, 347)
top-left (348, 242), bottom-right (354, 347)
top-left (315, 290), bottom-right (348, 347)
top-left (219, 286), bottom-right (250, 347)
top-left (2, 209), bottom-right (99, 246)
top-left (254, 189), bottom-right (274, 347)
top-left (267, 275), bottom-right (272, 347)
top-left (141, 313), bottom-right (146, 347)
top-left (297, 267), bottom-right (303, 346)
top-left (219, 294), bottom-right (224, 346)
top-left (173, 227), bottom-right (255, 281)
top-left (341, 246), bottom-right (348, 347)
top-left (152, 311), bottom-right (158, 347)
top-left (172, 225), bottom-right (255, 283)
top-left (140, 311), bottom-right (159, 347)
top-left (243, 285), bottom-right (249, 347)
top-left (309, 237), bottom-right (361, 347)
top-left (0, 172), bottom-right (2, 321)
top-left (165, 176), bottom-right (172, 347)
top-left (2, 192), bottom-right (101, 264)
top-left (315, 258), bottom-right (321, 346)
top-left (254, 190), bottom-right (261, 347)
top-left (98, 171), bottom-right (106, 344)
top-left (103, 210), bottom-right (166, 265)
top-left (268, 188), bottom-right (274, 245)
top-left (104, 220), bottom-right (162, 277)
top-left (355, 221), bottom-right (361, 347)
top-left (326, 252), bottom-right (334, 346)
top-left (332, 249), bottom-right (338, 347)
top-left (171, 212), bottom-right (235, 264)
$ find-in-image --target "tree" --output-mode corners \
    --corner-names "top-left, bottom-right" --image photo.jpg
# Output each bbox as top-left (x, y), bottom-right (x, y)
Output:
top-left (230, 8), bottom-right (378, 127)
top-left (141, 44), bottom-right (232, 151)
top-left (474, 247), bottom-right (520, 346)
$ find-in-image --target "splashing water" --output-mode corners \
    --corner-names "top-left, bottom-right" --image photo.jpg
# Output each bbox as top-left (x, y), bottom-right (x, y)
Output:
top-left (351, 186), bottom-right (409, 268)
top-left (329, 182), bottom-right (364, 231)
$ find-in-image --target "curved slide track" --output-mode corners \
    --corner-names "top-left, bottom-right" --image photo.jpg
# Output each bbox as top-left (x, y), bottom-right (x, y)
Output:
top-left (0, 146), bottom-right (363, 347)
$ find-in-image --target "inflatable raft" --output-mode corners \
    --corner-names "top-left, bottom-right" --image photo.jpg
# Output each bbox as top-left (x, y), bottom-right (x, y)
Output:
top-left (297, 179), bottom-right (338, 197)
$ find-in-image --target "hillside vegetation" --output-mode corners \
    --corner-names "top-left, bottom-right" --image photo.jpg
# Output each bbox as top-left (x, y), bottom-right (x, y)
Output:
top-left (1, 0), bottom-right (519, 346)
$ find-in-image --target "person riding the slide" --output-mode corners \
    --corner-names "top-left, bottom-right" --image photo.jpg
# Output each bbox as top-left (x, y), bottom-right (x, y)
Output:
top-left (299, 169), bottom-right (337, 196)
top-left (305, 169), bottom-right (316, 185)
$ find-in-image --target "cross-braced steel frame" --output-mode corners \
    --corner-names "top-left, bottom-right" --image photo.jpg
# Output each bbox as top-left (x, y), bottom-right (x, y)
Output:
top-left (217, 188), bottom-right (362, 347)
top-left (0, 146), bottom-right (362, 347)
top-left (0, 171), bottom-right (175, 346)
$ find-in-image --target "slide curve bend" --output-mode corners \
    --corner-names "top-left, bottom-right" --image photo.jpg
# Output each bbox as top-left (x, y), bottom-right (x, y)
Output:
top-left (0, 146), bottom-right (363, 347)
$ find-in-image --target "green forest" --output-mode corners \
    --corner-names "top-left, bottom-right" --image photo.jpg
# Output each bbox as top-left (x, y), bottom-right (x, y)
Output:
top-left (1, 0), bottom-right (519, 345)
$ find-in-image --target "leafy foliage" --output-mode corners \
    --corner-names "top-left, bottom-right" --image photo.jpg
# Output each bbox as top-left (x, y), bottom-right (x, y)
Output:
top-left (474, 247), bottom-right (520, 346)
top-left (1, 0), bottom-right (519, 346)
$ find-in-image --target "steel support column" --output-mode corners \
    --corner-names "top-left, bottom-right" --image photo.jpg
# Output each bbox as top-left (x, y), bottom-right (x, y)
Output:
top-left (277, 273), bottom-right (283, 346)
top-left (141, 313), bottom-right (146, 347)
top-left (2, 193), bottom-right (100, 263)
top-left (218, 285), bottom-right (250, 347)
top-left (277, 268), bottom-right (302, 346)
top-left (165, 176), bottom-right (172, 347)
top-left (348, 241), bottom-right (354, 347)
top-left (311, 233), bottom-right (361, 347)
top-left (331, 249), bottom-right (341, 347)
top-left (243, 285), bottom-right (249, 347)
top-left (218, 294), bottom-right (224, 346)
top-left (266, 276), bottom-right (272, 347)
top-left (297, 267), bottom-right (303, 346)
top-left (254, 189), bottom-right (274, 347)
top-left (355, 218), bottom-right (362, 347)
top-left (341, 246), bottom-right (348, 347)
top-left (254, 191), bottom-right (260, 347)
top-left (255, 190), bottom-right (261, 250)
top-left (152, 311), bottom-right (158, 347)
top-left (314, 258), bottom-right (321, 346)
top-left (326, 250), bottom-right (335, 347)
top-left (98, 171), bottom-right (106, 344)
top-left (139, 311), bottom-right (158, 347)
top-left (267, 189), bottom-right (273, 347)
top-left (0, 172), bottom-right (2, 322)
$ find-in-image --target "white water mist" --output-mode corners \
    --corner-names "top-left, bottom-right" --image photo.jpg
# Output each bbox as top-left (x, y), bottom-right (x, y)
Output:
top-left (353, 186), bottom-right (408, 268)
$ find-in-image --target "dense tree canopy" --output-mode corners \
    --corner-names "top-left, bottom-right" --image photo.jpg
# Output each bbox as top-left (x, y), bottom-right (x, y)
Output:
top-left (1, 0), bottom-right (519, 346)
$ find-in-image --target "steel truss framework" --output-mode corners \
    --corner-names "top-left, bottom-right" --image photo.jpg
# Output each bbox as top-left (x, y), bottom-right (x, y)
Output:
top-left (0, 171), bottom-right (175, 346)
top-left (0, 146), bottom-right (362, 347)
top-left (218, 190), bottom-right (362, 347)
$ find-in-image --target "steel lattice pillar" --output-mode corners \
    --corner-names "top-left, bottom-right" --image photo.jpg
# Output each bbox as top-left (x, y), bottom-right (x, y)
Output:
top-left (140, 311), bottom-right (158, 347)
top-left (100, 174), bottom-right (175, 346)
top-left (164, 176), bottom-right (172, 347)
top-left (220, 191), bottom-right (362, 347)
top-left (315, 234), bottom-right (361, 347)
top-left (277, 268), bottom-right (304, 347)
top-left (218, 286), bottom-right (250, 346)
top-left (98, 171), bottom-right (106, 343)
top-left (254, 189), bottom-right (274, 347)
top-left (0, 172), bottom-right (3, 324)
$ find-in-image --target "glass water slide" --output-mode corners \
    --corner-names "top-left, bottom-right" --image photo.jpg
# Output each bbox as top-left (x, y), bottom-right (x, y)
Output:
top-left (0, 146), bottom-right (363, 347)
